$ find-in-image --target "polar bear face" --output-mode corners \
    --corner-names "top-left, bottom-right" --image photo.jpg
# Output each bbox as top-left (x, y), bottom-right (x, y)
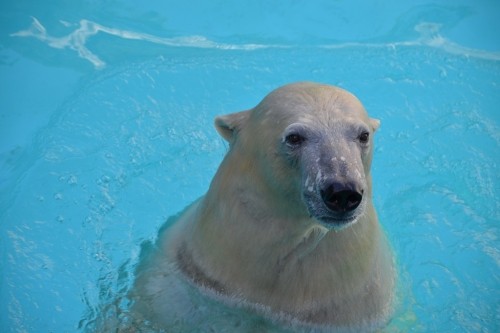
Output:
top-left (215, 82), bottom-right (379, 230)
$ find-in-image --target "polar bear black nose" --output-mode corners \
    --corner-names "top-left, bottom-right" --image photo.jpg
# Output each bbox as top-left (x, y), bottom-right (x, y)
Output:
top-left (321, 183), bottom-right (363, 213)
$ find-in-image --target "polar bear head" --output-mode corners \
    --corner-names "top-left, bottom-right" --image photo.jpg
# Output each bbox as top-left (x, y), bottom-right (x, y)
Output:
top-left (214, 82), bottom-right (380, 230)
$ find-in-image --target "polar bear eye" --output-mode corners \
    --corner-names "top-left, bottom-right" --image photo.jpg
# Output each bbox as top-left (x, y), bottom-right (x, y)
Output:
top-left (285, 133), bottom-right (306, 147)
top-left (358, 132), bottom-right (370, 144)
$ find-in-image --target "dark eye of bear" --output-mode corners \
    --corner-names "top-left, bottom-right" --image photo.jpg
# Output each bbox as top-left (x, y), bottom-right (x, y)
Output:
top-left (285, 133), bottom-right (305, 146)
top-left (359, 132), bottom-right (370, 143)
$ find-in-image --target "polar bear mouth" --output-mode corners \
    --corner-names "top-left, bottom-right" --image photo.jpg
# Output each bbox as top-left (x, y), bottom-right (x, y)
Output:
top-left (316, 214), bottom-right (360, 229)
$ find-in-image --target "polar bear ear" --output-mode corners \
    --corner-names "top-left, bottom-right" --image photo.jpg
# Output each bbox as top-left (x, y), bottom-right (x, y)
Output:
top-left (369, 118), bottom-right (380, 132)
top-left (214, 110), bottom-right (251, 143)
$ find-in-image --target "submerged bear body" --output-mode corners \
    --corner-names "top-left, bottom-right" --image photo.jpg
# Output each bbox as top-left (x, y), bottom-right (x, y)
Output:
top-left (126, 82), bottom-right (395, 332)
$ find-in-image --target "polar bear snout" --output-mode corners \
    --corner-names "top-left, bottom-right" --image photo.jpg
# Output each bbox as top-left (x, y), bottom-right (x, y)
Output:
top-left (303, 173), bottom-right (367, 228)
top-left (320, 182), bottom-right (363, 213)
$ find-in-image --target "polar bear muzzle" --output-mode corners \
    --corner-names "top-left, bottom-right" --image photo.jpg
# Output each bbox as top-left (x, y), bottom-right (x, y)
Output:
top-left (304, 175), bottom-right (367, 229)
top-left (320, 181), bottom-right (363, 213)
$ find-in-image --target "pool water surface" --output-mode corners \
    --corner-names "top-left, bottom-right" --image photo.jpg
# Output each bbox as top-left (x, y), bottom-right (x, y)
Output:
top-left (1, 1), bottom-right (499, 332)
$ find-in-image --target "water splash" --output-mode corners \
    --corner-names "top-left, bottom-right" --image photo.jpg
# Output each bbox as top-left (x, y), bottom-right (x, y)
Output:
top-left (12, 17), bottom-right (500, 69)
top-left (10, 17), bottom-right (278, 69)
top-left (413, 22), bottom-right (500, 61)
top-left (322, 22), bottom-right (500, 61)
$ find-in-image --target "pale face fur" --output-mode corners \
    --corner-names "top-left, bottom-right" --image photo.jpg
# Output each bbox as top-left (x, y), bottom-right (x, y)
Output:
top-left (217, 82), bottom-right (380, 231)
top-left (134, 82), bottom-right (395, 332)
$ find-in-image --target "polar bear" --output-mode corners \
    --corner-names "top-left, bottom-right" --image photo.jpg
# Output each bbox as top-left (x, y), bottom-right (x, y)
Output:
top-left (123, 82), bottom-right (395, 332)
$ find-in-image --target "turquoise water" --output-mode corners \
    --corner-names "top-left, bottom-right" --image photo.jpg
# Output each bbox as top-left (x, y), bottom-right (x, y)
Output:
top-left (1, 1), bottom-right (499, 332)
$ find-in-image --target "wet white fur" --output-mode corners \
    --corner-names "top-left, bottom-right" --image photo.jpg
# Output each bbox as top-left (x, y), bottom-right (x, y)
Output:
top-left (127, 82), bottom-right (395, 332)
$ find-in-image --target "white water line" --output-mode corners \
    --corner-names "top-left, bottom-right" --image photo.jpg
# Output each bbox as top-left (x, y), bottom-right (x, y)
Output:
top-left (11, 17), bottom-right (500, 69)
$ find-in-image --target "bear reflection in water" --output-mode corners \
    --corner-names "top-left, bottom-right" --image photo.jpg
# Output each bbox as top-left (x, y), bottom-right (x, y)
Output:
top-left (113, 82), bottom-right (395, 332)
